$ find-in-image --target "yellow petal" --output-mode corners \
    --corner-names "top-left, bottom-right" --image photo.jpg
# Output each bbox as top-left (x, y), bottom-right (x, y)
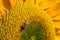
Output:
top-left (9, 0), bottom-right (24, 8)
top-left (46, 2), bottom-right (60, 17)
top-left (55, 36), bottom-right (60, 40)
top-left (21, 0), bottom-right (41, 6)
top-left (34, 0), bottom-right (41, 6)
top-left (46, 1), bottom-right (60, 40)
top-left (39, 0), bottom-right (59, 9)
top-left (52, 15), bottom-right (60, 21)
top-left (0, 0), bottom-right (8, 18)
top-left (54, 21), bottom-right (60, 28)
top-left (2, 0), bottom-right (12, 10)
top-left (25, 0), bottom-right (35, 4)
top-left (9, 0), bottom-right (17, 8)
top-left (46, 2), bottom-right (60, 30)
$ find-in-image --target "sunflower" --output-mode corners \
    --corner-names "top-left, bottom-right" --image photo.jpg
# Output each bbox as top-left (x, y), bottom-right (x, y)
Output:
top-left (0, 0), bottom-right (60, 40)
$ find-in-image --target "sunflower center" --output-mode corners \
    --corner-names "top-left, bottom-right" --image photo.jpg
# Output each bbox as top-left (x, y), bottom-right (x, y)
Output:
top-left (20, 22), bottom-right (46, 40)
top-left (31, 36), bottom-right (37, 40)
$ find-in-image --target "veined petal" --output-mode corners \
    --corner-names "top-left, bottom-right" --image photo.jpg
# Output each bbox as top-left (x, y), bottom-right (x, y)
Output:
top-left (46, 2), bottom-right (60, 17)
top-left (2, 0), bottom-right (12, 10)
top-left (46, 2), bottom-right (60, 28)
top-left (0, 0), bottom-right (8, 18)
